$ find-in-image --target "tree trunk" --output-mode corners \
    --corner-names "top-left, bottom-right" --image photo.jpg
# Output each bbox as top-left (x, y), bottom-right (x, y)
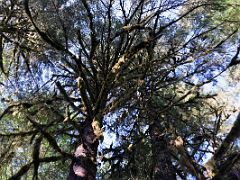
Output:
top-left (150, 125), bottom-right (176, 180)
top-left (205, 113), bottom-right (240, 178)
top-left (67, 121), bottom-right (99, 180)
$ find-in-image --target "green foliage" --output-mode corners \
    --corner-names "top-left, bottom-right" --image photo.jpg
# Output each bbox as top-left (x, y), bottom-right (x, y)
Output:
top-left (211, 0), bottom-right (240, 31)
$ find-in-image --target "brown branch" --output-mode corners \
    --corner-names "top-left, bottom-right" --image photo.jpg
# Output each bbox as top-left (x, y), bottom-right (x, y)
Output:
top-left (0, 105), bottom-right (14, 120)
top-left (55, 81), bottom-right (79, 112)
top-left (77, 30), bottom-right (90, 59)
top-left (0, 130), bottom-right (37, 137)
top-left (155, 3), bottom-right (213, 39)
top-left (8, 163), bottom-right (32, 180)
top-left (169, 136), bottom-right (205, 180)
top-left (24, 0), bottom-right (64, 51)
top-left (110, 24), bottom-right (153, 41)
top-left (8, 156), bottom-right (64, 180)
top-left (26, 116), bottom-right (72, 159)
top-left (0, 102), bottom-right (32, 121)
top-left (0, 35), bottom-right (5, 74)
top-left (76, 77), bottom-right (93, 118)
top-left (81, 0), bottom-right (98, 76)
top-left (32, 135), bottom-right (42, 179)
top-left (228, 43), bottom-right (240, 67)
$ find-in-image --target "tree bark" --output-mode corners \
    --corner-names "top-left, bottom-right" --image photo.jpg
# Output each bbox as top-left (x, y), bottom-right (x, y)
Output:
top-left (205, 113), bottom-right (240, 178)
top-left (67, 121), bottom-right (99, 180)
top-left (150, 124), bottom-right (176, 180)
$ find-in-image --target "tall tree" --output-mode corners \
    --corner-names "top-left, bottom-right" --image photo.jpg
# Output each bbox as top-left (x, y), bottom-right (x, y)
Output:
top-left (0, 0), bottom-right (240, 179)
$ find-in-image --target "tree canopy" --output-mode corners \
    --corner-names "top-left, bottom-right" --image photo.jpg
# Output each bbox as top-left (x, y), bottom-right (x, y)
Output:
top-left (0, 0), bottom-right (240, 179)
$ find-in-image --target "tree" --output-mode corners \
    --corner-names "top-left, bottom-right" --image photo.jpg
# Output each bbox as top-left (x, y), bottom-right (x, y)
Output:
top-left (0, 0), bottom-right (240, 179)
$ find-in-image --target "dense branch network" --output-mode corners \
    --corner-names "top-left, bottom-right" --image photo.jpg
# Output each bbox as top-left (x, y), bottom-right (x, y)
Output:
top-left (0, 0), bottom-right (240, 179)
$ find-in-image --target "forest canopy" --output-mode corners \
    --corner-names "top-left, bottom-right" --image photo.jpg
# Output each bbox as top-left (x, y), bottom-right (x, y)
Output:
top-left (0, 0), bottom-right (240, 179)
